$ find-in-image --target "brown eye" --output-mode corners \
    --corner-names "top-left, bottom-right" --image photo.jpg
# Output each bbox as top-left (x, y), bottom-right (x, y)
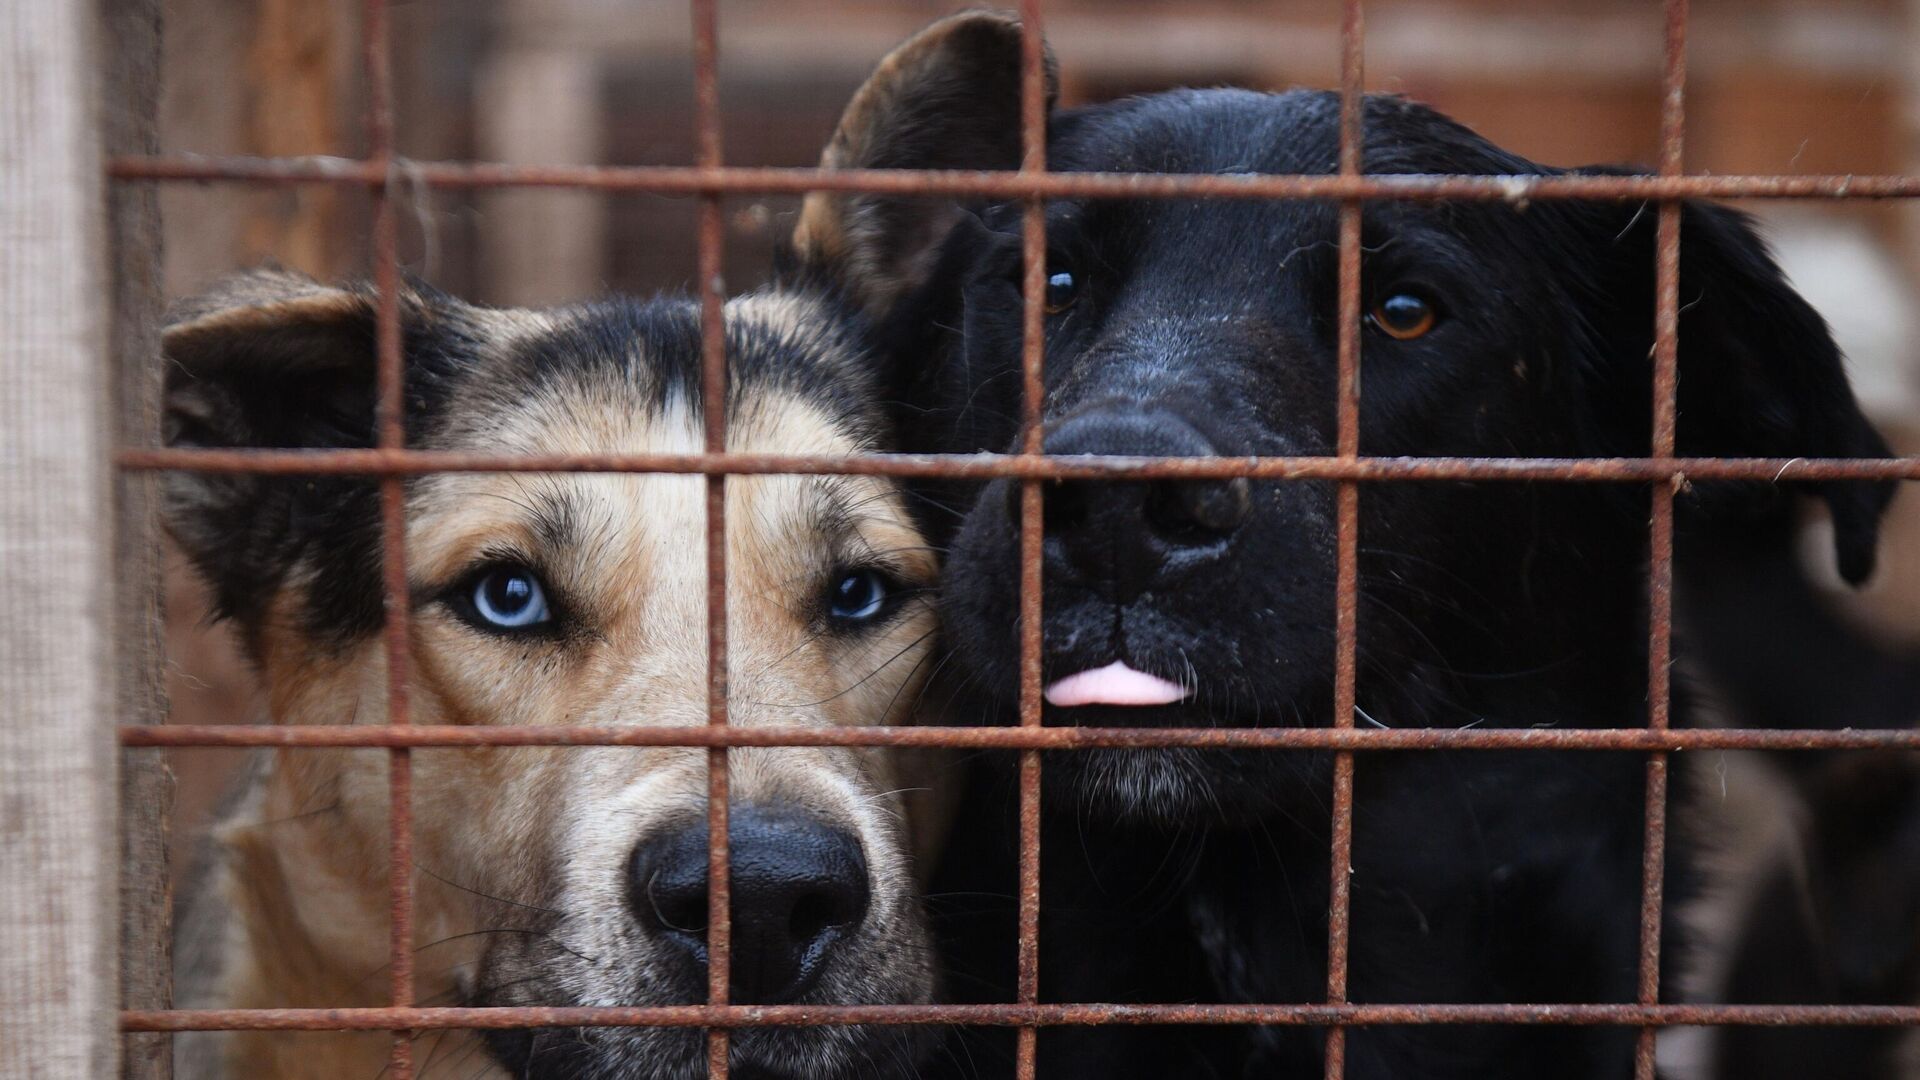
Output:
top-left (1044, 270), bottom-right (1078, 314)
top-left (1369, 292), bottom-right (1437, 340)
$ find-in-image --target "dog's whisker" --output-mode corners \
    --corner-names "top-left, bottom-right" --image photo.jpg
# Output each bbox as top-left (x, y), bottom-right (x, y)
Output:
top-left (414, 861), bottom-right (563, 917)
top-left (753, 629), bottom-right (936, 710)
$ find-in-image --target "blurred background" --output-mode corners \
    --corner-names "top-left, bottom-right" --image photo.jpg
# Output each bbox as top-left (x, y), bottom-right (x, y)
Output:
top-left (155, 1), bottom-right (1920, 1072)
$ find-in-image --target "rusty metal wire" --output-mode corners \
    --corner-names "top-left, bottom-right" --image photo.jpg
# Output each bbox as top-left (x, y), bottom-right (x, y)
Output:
top-left (116, 1002), bottom-right (1920, 1032)
top-left (1633, 5), bottom-right (1689, 1075)
top-left (112, 0), bottom-right (1920, 1071)
top-left (690, 2), bottom-right (734, 1077)
top-left (116, 725), bottom-right (1920, 751)
top-left (1013, 3), bottom-right (1050, 1076)
top-left (105, 155), bottom-right (1920, 201)
top-left (110, 448), bottom-right (1920, 482)
top-left (1323, 3), bottom-right (1366, 1076)
top-left (361, 1), bottom-right (416, 1075)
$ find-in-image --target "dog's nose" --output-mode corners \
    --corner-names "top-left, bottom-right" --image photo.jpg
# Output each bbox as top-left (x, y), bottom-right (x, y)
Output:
top-left (629, 805), bottom-right (870, 1004)
top-left (1040, 406), bottom-right (1248, 594)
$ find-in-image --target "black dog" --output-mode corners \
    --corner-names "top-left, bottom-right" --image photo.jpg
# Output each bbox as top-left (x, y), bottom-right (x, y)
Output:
top-left (794, 14), bottom-right (1893, 1078)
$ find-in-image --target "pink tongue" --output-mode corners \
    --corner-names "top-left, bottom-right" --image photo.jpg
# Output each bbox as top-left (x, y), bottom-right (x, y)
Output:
top-left (1044, 661), bottom-right (1189, 708)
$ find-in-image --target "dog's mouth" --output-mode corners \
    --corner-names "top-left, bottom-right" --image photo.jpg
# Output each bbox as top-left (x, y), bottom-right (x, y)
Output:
top-left (1036, 641), bottom-right (1329, 736)
top-left (1021, 575), bottom-right (1329, 731)
top-left (1044, 660), bottom-right (1190, 708)
top-left (1025, 629), bottom-right (1332, 821)
top-left (1039, 656), bottom-right (1200, 730)
top-left (1039, 638), bottom-right (1286, 724)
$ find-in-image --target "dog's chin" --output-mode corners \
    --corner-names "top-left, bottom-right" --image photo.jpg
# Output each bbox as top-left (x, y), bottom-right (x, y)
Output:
top-left (1032, 689), bottom-right (1338, 826)
top-left (486, 1024), bottom-right (930, 1080)
top-left (1040, 745), bottom-right (1305, 828)
top-left (731, 1025), bottom-right (937, 1080)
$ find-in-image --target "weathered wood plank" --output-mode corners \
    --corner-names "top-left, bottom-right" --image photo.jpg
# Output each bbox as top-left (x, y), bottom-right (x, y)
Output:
top-left (0, 2), bottom-right (120, 1078)
top-left (475, 0), bottom-right (607, 306)
top-left (101, 1), bottom-right (172, 1078)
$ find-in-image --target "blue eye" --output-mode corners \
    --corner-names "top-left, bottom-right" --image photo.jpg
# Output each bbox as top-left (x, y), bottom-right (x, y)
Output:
top-left (828, 569), bottom-right (890, 624)
top-left (470, 566), bottom-right (552, 630)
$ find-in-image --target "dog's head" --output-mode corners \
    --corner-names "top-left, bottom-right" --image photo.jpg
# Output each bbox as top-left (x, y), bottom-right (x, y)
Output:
top-left (164, 271), bottom-right (943, 1078)
top-left (797, 13), bottom-right (1893, 825)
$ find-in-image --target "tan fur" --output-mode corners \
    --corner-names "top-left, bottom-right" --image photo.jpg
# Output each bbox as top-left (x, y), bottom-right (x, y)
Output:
top-left (179, 294), bottom-right (949, 1078)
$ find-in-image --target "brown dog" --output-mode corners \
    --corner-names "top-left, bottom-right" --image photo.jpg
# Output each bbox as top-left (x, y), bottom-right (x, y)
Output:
top-left (166, 271), bottom-right (954, 1079)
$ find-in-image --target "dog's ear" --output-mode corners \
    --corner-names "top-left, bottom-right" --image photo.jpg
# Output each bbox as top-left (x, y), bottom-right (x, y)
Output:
top-left (792, 10), bottom-right (1054, 320)
top-left (160, 269), bottom-right (442, 622)
top-left (1582, 194), bottom-right (1895, 585)
top-left (163, 269), bottom-right (383, 458)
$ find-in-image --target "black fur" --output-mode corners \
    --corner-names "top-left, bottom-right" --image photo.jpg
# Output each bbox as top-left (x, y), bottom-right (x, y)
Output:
top-left (162, 278), bottom-right (474, 642)
top-left (802, 29), bottom-right (1892, 1078)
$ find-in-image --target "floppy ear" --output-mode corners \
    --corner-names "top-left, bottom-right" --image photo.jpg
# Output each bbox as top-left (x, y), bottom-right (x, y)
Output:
top-left (161, 269), bottom-right (443, 628)
top-left (1678, 518), bottom-right (1920, 742)
top-left (164, 269), bottom-right (382, 457)
top-left (792, 10), bottom-right (1055, 320)
top-left (1584, 195), bottom-right (1895, 585)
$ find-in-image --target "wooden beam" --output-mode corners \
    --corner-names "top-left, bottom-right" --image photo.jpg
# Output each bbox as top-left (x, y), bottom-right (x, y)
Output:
top-left (474, 32), bottom-right (607, 305)
top-left (486, 5), bottom-right (1907, 83)
top-left (101, 1), bottom-right (172, 1078)
top-left (1903, 0), bottom-right (1920, 287)
top-left (241, 0), bottom-right (343, 275)
top-left (0, 2), bottom-right (121, 1076)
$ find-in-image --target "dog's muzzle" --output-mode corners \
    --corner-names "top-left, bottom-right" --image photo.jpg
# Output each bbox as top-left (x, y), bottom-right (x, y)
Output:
top-left (1040, 404), bottom-right (1249, 599)
top-left (628, 803), bottom-right (871, 1004)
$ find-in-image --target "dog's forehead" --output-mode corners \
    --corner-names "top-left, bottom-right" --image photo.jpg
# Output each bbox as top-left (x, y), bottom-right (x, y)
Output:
top-left (1033, 89), bottom-right (1563, 316)
top-left (429, 290), bottom-right (877, 445)
top-left (1054, 88), bottom-right (1538, 178)
top-left (404, 292), bottom-right (909, 588)
top-left (1056, 88), bottom-right (1340, 176)
top-left (410, 394), bottom-right (860, 542)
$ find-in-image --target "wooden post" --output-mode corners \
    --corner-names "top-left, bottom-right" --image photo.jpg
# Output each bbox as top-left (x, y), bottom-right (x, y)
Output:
top-left (0, 3), bottom-right (122, 1078)
top-left (241, 0), bottom-right (345, 275)
top-left (1904, 0), bottom-right (1920, 286)
top-left (475, 0), bottom-right (607, 305)
top-left (102, 2), bottom-right (173, 1079)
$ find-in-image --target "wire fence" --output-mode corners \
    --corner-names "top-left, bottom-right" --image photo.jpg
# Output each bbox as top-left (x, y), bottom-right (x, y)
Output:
top-left (111, 1), bottom-right (1920, 1079)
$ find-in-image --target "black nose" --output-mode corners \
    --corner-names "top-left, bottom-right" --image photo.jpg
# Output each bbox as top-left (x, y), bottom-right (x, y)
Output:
top-left (629, 805), bottom-right (870, 1005)
top-left (1039, 406), bottom-right (1249, 595)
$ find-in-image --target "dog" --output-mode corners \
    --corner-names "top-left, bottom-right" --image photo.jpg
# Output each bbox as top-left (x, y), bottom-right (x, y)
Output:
top-left (165, 269), bottom-right (954, 1079)
top-left (1679, 521), bottom-right (1920, 1080)
top-left (1711, 751), bottom-right (1920, 1080)
top-left (792, 12), bottom-right (1895, 1078)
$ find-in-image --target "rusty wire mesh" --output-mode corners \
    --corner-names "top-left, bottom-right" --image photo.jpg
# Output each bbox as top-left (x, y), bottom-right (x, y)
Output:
top-left (112, 1), bottom-right (1920, 1078)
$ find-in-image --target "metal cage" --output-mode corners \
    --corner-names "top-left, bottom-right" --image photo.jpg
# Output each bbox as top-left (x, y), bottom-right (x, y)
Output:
top-left (91, 2), bottom-right (1920, 1079)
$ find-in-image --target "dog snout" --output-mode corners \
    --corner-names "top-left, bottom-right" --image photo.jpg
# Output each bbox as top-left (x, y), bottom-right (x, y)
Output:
top-left (1039, 405), bottom-right (1248, 594)
top-left (629, 804), bottom-right (871, 1005)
